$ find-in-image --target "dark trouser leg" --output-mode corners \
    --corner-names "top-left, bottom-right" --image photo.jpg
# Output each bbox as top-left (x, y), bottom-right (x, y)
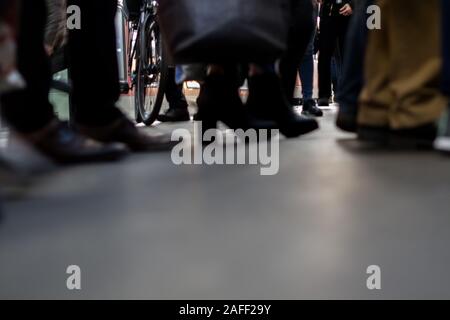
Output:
top-left (67, 0), bottom-right (123, 126)
top-left (0, 0), bottom-right (56, 133)
top-left (336, 0), bottom-right (373, 116)
top-left (299, 32), bottom-right (316, 101)
top-left (334, 16), bottom-right (350, 95)
top-left (165, 67), bottom-right (188, 110)
top-left (280, 0), bottom-right (315, 101)
top-left (318, 16), bottom-right (338, 99)
top-left (442, 0), bottom-right (450, 96)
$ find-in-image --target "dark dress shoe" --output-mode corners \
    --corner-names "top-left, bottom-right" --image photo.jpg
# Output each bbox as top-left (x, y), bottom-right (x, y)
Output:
top-left (291, 97), bottom-right (303, 106)
top-left (246, 74), bottom-right (319, 138)
top-left (358, 123), bottom-right (437, 149)
top-left (357, 125), bottom-right (389, 145)
top-left (317, 97), bottom-right (330, 107)
top-left (434, 108), bottom-right (450, 154)
top-left (157, 108), bottom-right (191, 123)
top-left (389, 123), bottom-right (437, 149)
top-left (336, 111), bottom-right (358, 133)
top-left (77, 117), bottom-right (178, 152)
top-left (302, 99), bottom-right (323, 117)
top-left (196, 74), bottom-right (276, 133)
top-left (21, 120), bottom-right (127, 164)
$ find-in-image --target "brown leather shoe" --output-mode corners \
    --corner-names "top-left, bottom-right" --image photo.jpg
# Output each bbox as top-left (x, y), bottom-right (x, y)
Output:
top-left (20, 120), bottom-right (128, 164)
top-left (76, 117), bottom-right (178, 152)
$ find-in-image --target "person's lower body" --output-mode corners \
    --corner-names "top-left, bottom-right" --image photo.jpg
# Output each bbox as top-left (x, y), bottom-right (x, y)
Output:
top-left (156, 67), bottom-right (190, 122)
top-left (280, 0), bottom-right (315, 103)
top-left (434, 0), bottom-right (450, 153)
top-left (67, 0), bottom-right (177, 152)
top-left (336, 0), bottom-right (373, 132)
top-left (245, 0), bottom-right (319, 137)
top-left (317, 15), bottom-right (350, 107)
top-left (0, 0), bottom-right (127, 164)
top-left (358, 0), bottom-right (448, 149)
top-left (299, 32), bottom-right (323, 117)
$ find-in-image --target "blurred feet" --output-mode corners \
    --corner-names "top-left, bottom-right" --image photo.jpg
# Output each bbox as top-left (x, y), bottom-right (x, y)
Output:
top-left (19, 120), bottom-right (127, 164)
top-left (358, 124), bottom-right (437, 149)
top-left (76, 115), bottom-right (178, 153)
top-left (157, 108), bottom-right (190, 123)
top-left (247, 73), bottom-right (319, 138)
top-left (302, 99), bottom-right (323, 117)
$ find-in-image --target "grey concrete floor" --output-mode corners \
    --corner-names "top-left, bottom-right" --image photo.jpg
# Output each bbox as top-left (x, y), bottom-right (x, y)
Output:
top-left (1, 108), bottom-right (450, 299)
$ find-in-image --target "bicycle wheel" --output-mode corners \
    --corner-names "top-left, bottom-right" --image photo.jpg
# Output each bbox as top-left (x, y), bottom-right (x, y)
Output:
top-left (134, 14), bottom-right (168, 126)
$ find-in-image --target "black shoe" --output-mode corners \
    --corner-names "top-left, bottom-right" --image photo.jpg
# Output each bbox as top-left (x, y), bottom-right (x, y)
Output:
top-left (336, 110), bottom-right (358, 133)
top-left (435, 108), bottom-right (450, 154)
top-left (302, 99), bottom-right (323, 117)
top-left (358, 123), bottom-right (437, 149)
top-left (77, 116), bottom-right (178, 152)
top-left (246, 74), bottom-right (319, 138)
top-left (21, 120), bottom-right (127, 164)
top-left (291, 97), bottom-right (303, 106)
top-left (196, 74), bottom-right (275, 132)
top-left (157, 108), bottom-right (190, 123)
top-left (357, 125), bottom-right (389, 145)
top-left (389, 123), bottom-right (437, 149)
top-left (317, 97), bottom-right (330, 107)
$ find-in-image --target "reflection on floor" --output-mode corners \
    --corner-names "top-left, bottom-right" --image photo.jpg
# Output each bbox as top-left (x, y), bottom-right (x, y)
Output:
top-left (1, 109), bottom-right (450, 299)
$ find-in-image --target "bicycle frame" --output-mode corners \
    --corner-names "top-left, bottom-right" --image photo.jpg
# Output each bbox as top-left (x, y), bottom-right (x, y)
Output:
top-left (126, 0), bottom-right (159, 91)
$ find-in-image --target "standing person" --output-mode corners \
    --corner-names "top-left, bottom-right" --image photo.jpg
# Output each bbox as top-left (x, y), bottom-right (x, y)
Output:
top-left (358, 0), bottom-right (448, 148)
top-left (298, 0), bottom-right (323, 117)
top-left (156, 67), bottom-right (191, 123)
top-left (0, 0), bottom-right (176, 165)
top-left (335, 0), bottom-right (374, 132)
top-left (434, 0), bottom-right (450, 153)
top-left (317, 0), bottom-right (353, 107)
top-left (246, 0), bottom-right (319, 137)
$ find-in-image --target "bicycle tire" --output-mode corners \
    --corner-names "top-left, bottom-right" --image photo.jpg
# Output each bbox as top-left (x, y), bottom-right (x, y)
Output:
top-left (134, 14), bottom-right (168, 126)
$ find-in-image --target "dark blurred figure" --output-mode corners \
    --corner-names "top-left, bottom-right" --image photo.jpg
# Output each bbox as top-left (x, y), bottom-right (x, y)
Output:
top-left (296, 0), bottom-right (323, 117)
top-left (358, 0), bottom-right (447, 148)
top-left (434, 0), bottom-right (450, 153)
top-left (0, 0), bottom-right (176, 165)
top-left (245, 0), bottom-right (319, 137)
top-left (335, 0), bottom-right (373, 132)
top-left (317, 0), bottom-right (353, 107)
top-left (195, 0), bottom-right (320, 139)
top-left (156, 67), bottom-right (190, 123)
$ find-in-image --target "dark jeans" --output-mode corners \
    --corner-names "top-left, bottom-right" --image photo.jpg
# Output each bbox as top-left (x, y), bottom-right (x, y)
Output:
top-left (336, 0), bottom-right (373, 115)
top-left (67, 0), bottom-right (123, 126)
top-left (299, 36), bottom-right (315, 101)
top-left (165, 67), bottom-right (188, 110)
top-left (318, 15), bottom-right (350, 99)
top-left (442, 0), bottom-right (450, 96)
top-left (1, 0), bottom-right (123, 132)
top-left (1, 0), bottom-right (55, 132)
top-left (280, 0), bottom-right (315, 101)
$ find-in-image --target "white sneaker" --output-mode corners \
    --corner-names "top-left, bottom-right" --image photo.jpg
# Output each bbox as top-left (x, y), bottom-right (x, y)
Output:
top-left (434, 107), bottom-right (450, 153)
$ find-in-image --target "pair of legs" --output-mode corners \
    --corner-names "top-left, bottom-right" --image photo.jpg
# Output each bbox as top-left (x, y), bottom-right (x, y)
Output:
top-left (196, 62), bottom-right (319, 138)
top-left (156, 67), bottom-right (190, 122)
top-left (317, 14), bottom-right (350, 104)
top-left (0, 0), bottom-right (175, 164)
top-left (297, 35), bottom-right (323, 117)
top-left (358, 0), bottom-right (448, 146)
top-left (335, 0), bottom-right (374, 132)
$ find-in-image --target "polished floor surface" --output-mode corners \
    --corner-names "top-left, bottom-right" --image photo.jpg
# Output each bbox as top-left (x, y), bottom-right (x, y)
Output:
top-left (1, 108), bottom-right (450, 299)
